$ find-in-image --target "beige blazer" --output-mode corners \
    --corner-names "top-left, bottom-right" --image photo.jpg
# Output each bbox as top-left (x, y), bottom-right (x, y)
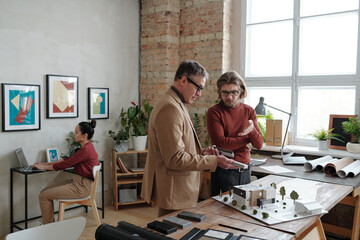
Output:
top-left (141, 89), bottom-right (217, 210)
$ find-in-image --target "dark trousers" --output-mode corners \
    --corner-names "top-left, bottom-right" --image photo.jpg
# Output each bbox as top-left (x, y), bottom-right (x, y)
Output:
top-left (211, 165), bottom-right (251, 196)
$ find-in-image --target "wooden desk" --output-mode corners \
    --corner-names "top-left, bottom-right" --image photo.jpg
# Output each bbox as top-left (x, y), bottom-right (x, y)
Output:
top-left (193, 175), bottom-right (352, 239)
top-left (10, 160), bottom-right (105, 232)
top-left (148, 175), bottom-right (351, 239)
top-left (155, 209), bottom-right (294, 239)
top-left (252, 157), bottom-right (360, 239)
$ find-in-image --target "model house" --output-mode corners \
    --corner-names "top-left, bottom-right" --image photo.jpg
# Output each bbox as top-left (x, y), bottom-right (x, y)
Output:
top-left (233, 185), bottom-right (276, 207)
top-left (295, 199), bottom-right (323, 215)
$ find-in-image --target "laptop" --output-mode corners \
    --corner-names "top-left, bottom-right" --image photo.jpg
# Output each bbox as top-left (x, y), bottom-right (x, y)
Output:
top-left (282, 152), bottom-right (307, 165)
top-left (15, 148), bottom-right (45, 172)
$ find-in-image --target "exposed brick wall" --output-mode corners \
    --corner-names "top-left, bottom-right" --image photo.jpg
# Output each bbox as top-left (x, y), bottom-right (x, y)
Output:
top-left (140, 0), bottom-right (233, 146)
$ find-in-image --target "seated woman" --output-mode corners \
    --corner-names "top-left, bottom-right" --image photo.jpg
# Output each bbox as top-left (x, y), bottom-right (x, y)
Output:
top-left (34, 120), bottom-right (99, 224)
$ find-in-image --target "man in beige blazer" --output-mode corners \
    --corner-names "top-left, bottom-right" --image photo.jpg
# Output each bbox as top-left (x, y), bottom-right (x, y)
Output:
top-left (141, 60), bottom-right (236, 217)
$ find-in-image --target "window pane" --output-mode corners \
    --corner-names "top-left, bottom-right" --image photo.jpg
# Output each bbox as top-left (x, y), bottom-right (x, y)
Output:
top-left (247, 0), bottom-right (293, 24)
top-left (246, 21), bottom-right (293, 77)
top-left (299, 13), bottom-right (358, 76)
top-left (297, 87), bottom-right (356, 139)
top-left (246, 88), bottom-right (291, 117)
top-left (301, 0), bottom-right (358, 17)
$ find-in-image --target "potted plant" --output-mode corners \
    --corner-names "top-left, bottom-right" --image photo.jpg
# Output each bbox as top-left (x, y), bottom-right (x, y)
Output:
top-left (124, 100), bottom-right (153, 151)
top-left (342, 117), bottom-right (360, 153)
top-left (108, 129), bottom-right (129, 152)
top-left (309, 128), bottom-right (344, 150)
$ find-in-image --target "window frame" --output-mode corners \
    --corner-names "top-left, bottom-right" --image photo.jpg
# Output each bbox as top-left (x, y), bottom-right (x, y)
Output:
top-left (235, 0), bottom-right (360, 146)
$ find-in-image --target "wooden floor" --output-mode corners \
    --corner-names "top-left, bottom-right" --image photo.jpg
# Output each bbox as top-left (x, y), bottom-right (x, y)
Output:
top-left (78, 204), bottom-right (158, 240)
top-left (2, 204), bottom-right (348, 240)
top-left (1, 204), bottom-right (158, 240)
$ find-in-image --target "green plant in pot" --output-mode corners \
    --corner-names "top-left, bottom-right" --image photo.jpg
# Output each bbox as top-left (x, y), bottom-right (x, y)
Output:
top-left (309, 128), bottom-right (344, 150)
top-left (342, 117), bottom-right (360, 153)
top-left (125, 100), bottom-right (153, 151)
top-left (108, 129), bottom-right (129, 152)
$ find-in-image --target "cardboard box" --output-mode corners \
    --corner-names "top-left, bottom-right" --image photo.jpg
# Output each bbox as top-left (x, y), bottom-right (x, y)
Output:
top-left (266, 119), bottom-right (282, 146)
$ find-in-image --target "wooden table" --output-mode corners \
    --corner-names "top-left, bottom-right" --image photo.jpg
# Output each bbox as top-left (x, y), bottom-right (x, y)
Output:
top-left (252, 157), bottom-right (360, 239)
top-left (152, 175), bottom-right (351, 240)
top-left (155, 208), bottom-right (294, 239)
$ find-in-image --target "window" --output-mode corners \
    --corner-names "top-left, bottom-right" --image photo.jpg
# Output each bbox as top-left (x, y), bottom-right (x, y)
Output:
top-left (240, 0), bottom-right (359, 146)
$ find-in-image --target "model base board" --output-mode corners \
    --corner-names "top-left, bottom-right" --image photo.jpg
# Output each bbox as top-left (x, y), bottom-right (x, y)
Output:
top-left (213, 191), bottom-right (327, 225)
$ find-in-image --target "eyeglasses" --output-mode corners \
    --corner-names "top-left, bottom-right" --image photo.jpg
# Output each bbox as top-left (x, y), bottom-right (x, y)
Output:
top-left (220, 90), bottom-right (240, 97)
top-left (186, 76), bottom-right (203, 93)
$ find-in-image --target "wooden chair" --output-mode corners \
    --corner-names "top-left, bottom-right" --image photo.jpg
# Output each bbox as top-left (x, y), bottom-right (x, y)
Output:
top-left (58, 164), bottom-right (101, 226)
top-left (6, 217), bottom-right (86, 240)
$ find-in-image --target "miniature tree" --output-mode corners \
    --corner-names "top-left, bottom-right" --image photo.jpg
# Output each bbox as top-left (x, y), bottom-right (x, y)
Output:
top-left (290, 190), bottom-right (299, 204)
top-left (229, 189), bottom-right (233, 197)
top-left (253, 209), bottom-right (258, 214)
top-left (223, 196), bottom-right (228, 202)
top-left (270, 182), bottom-right (277, 189)
top-left (219, 189), bottom-right (222, 198)
top-left (262, 212), bottom-right (269, 219)
top-left (241, 205), bottom-right (247, 210)
top-left (231, 199), bottom-right (237, 206)
top-left (280, 186), bottom-right (286, 200)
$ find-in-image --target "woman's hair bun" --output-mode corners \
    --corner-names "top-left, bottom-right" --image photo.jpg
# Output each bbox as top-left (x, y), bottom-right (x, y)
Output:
top-left (89, 120), bottom-right (97, 128)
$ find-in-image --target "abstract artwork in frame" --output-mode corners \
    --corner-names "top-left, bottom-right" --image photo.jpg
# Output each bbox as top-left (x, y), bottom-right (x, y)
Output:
top-left (88, 87), bottom-right (109, 119)
top-left (46, 74), bottom-right (78, 118)
top-left (2, 83), bottom-right (41, 132)
top-left (46, 147), bottom-right (60, 163)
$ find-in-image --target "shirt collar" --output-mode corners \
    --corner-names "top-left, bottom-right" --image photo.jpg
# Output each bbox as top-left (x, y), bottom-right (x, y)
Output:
top-left (170, 86), bottom-right (185, 104)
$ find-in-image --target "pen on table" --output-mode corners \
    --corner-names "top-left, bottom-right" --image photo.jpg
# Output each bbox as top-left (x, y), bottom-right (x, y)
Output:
top-left (218, 223), bottom-right (248, 232)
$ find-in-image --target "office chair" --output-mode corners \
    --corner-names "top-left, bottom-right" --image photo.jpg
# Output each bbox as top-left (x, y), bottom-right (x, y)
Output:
top-left (6, 217), bottom-right (86, 240)
top-left (58, 164), bottom-right (101, 226)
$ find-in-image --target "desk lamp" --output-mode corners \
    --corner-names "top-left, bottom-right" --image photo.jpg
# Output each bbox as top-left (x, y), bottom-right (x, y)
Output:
top-left (255, 97), bottom-right (292, 159)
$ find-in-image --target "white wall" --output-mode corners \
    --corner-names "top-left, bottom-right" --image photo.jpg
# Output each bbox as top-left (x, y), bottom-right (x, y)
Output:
top-left (0, 0), bottom-right (140, 236)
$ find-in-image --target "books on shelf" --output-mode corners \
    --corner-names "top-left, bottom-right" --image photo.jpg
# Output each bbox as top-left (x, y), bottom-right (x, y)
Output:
top-left (117, 157), bottom-right (128, 173)
top-left (129, 168), bottom-right (144, 173)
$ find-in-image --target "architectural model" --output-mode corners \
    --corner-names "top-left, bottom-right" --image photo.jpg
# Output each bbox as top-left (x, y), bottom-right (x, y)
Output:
top-left (213, 183), bottom-right (326, 225)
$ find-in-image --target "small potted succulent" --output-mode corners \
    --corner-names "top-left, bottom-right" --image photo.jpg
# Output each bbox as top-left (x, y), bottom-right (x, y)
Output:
top-left (309, 128), bottom-right (344, 150)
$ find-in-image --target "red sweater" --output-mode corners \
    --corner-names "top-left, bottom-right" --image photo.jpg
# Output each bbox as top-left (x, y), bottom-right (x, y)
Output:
top-left (53, 142), bottom-right (99, 179)
top-left (207, 102), bottom-right (264, 164)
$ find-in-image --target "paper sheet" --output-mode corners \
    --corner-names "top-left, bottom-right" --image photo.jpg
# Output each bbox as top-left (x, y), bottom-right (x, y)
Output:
top-left (259, 165), bottom-right (294, 174)
top-left (337, 160), bottom-right (360, 178)
top-left (324, 157), bottom-right (354, 176)
top-left (304, 155), bottom-right (333, 172)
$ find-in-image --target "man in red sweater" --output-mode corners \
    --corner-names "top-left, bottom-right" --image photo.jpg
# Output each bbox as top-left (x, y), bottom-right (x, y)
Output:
top-left (207, 71), bottom-right (264, 196)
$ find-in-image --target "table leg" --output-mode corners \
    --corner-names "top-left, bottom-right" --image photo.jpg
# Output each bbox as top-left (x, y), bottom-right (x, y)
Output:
top-left (10, 169), bottom-right (14, 232)
top-left (101, 161), bottom-right (104, 218)
top-left (297, 218), bottom-right (325, 240)
top-left (352, 195), bottom-right (360, 240)
top-left (25, 173), bottom-right (28, 229)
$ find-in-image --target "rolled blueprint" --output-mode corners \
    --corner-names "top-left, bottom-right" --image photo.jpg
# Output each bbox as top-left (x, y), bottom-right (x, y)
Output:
top-left (324, 157), bottom-right (354, 176)
top-left (337, 160), bottom-right (360, 178)
top-left (304, 155), bottom-right (333, 172)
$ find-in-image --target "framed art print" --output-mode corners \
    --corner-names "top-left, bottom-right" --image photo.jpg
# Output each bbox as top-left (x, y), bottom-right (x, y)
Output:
top-left (88, 87), bottom-right (109, 119)
top-left (2, 83), bottom-right (40, 132)
top-left (46, 74), bottom-right (78, 118)
top-left (46, 147), bottom-right (60, 163)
